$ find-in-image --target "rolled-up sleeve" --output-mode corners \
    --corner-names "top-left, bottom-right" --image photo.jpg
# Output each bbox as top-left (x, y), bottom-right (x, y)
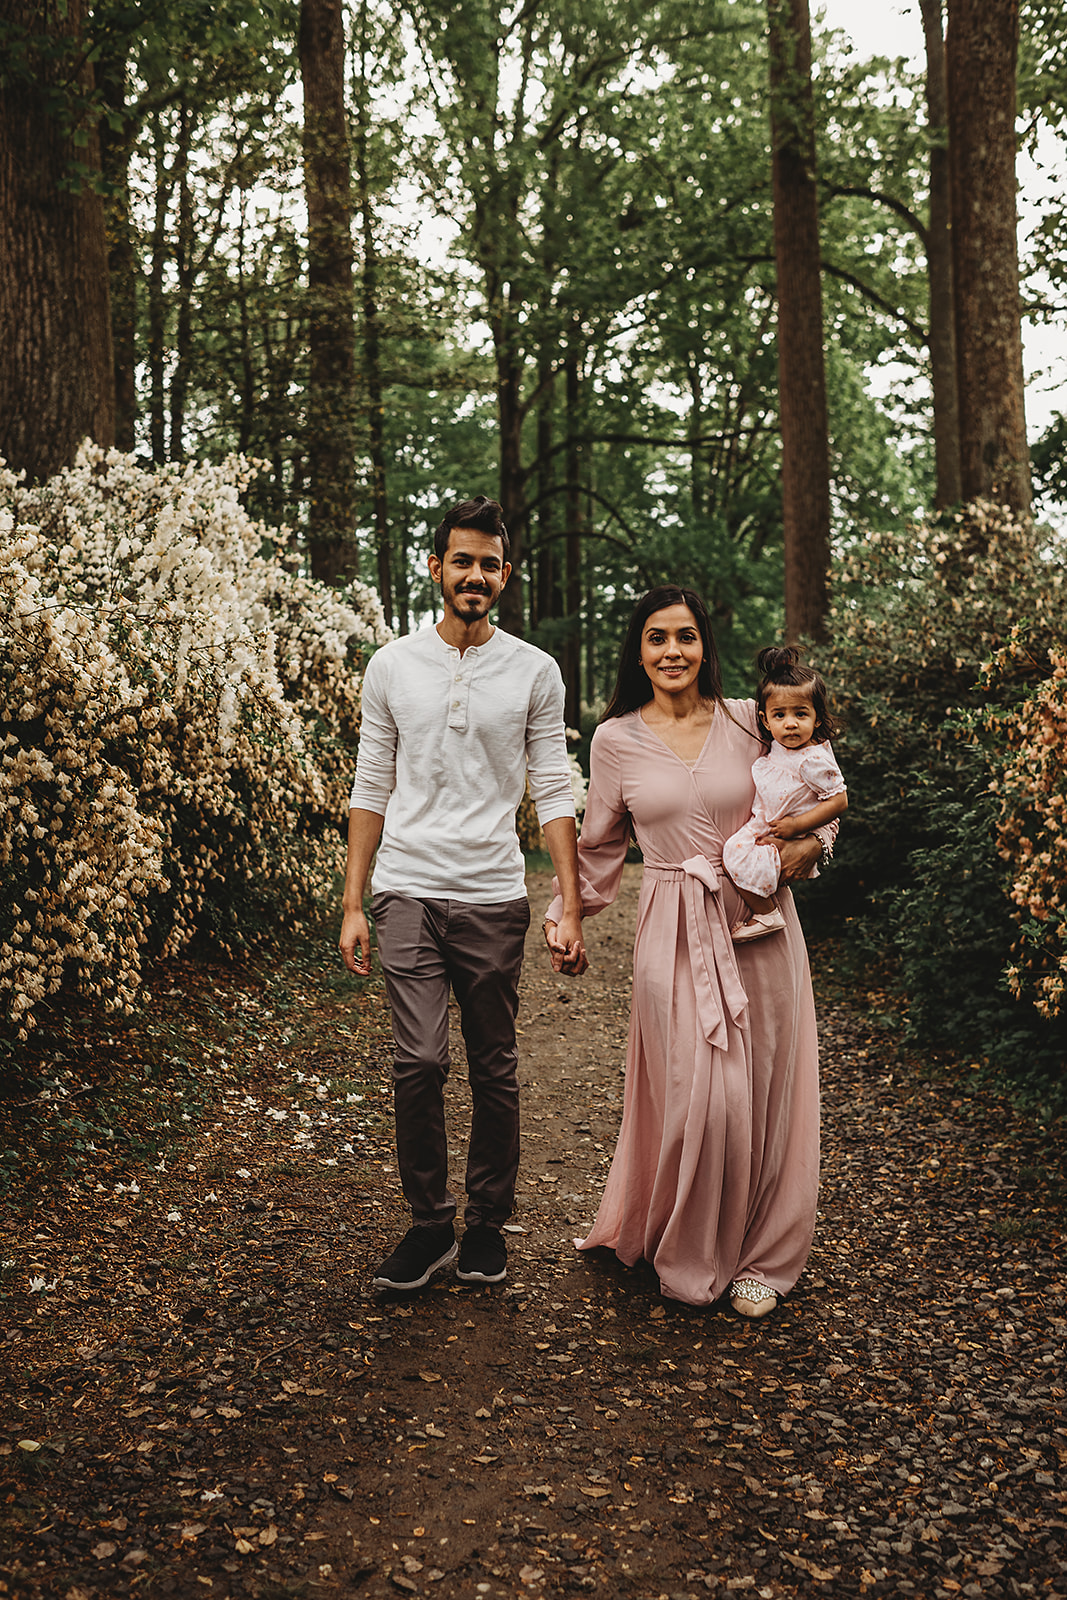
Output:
top-left (348, 655), bottom-right (398, 815)
top-left (525, 661), bottom-right (575, 827)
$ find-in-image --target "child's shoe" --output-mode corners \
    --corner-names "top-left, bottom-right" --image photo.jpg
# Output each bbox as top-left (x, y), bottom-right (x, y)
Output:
top-left (731, 908), bottom-right (786, 943)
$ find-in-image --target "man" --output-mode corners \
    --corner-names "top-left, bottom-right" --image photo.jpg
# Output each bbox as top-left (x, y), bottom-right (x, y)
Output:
top-left (339, 495), bottom-right (586, 1292)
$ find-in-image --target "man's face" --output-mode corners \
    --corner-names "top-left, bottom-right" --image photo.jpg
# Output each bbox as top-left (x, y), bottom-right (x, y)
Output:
top-left (429, 526), bottom-right (511, 623)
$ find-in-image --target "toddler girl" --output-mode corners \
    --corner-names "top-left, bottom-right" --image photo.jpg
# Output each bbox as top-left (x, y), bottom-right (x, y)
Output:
top-left (723, 646), bottom-right (847, 942)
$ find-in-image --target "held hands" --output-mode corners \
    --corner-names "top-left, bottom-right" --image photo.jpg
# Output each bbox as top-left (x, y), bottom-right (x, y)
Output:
top-left (339, 908), bottom-right (373, 976)
top-left (543, 912), bottom-right (588, 976)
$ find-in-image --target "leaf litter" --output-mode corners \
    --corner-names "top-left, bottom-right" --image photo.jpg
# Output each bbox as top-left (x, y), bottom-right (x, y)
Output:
top-left (0, 868), bottom-right (1064, 1598)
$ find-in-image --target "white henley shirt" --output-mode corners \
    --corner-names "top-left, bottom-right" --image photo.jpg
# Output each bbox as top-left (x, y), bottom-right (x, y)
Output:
top-left (348, 624), bottom-right (576, 904)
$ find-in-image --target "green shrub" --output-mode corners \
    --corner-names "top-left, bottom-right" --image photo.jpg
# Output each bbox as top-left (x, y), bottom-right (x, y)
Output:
top-left (812, 501), bottom-right (1067, 1106)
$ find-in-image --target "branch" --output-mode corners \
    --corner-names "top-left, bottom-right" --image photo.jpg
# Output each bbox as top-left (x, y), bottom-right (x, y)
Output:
top-left (531, 426), bottom-right (771, 473)
top-left (822, 182), bottom-right (929, 250)
top-left (821, 263), bottom-right (927, 342)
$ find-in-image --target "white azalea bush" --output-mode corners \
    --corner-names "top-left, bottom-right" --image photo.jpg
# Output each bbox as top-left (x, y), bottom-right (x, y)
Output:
top-left (1, 445), bottom-right (390, 1041)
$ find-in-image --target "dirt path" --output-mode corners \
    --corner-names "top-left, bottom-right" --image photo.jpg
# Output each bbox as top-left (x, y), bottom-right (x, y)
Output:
top-left (1, 867), bottom-right (1065, 1600)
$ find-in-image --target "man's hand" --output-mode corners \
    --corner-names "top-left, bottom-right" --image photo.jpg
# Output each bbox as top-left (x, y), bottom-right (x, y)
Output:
top-left (544, 912), bottom-right (588, 976)
top-left (339, 907), bottom-right (373, 976)
top-left (772, 834), bottom-right (822, 883)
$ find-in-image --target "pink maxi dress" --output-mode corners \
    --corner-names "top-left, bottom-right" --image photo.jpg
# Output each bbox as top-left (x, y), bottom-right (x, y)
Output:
top-left (548, 700), bottom-right (820, 1306)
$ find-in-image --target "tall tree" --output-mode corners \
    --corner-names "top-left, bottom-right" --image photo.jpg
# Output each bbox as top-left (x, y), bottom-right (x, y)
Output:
top-left (946, 0), bottom-right (1030, 512)
top-left (300, 0), bottom-right (357, 582)
top-left (767, 0), bottom-right (831, 642)
top-left (920, 0), bottom-right (963, 508)
top-left (0, 0), bottom-right (114, 478)
top-left (353, 0), bottom-right (392, 623)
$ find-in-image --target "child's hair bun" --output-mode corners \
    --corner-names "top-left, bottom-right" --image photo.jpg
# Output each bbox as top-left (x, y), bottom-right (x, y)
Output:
top-left (756, 645), bottom-right (801, 675)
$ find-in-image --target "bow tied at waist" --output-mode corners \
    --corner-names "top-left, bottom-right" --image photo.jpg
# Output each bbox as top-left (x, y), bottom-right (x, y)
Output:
top-left (644, 854), bottom-right (749, 1049)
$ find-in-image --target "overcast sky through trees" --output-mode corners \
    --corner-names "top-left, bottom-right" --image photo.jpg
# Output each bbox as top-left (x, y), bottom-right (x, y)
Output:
top-left (818, 0), bottom-right (1066, 439)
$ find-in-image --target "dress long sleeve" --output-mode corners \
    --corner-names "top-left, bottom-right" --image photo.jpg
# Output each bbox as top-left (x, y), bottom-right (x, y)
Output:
top-left (544, 721), bottom-right (632, 924)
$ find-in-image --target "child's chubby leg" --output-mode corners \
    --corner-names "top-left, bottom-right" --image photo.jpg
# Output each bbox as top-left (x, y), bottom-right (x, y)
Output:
top-left (727, 879), bottom-right (786, 943)
top-left (735, 886), bottom-right (775, 918)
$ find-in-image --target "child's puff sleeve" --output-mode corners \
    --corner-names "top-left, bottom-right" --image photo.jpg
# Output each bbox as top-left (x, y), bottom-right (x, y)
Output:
top-left (799, 742), bottom-right (847, 800)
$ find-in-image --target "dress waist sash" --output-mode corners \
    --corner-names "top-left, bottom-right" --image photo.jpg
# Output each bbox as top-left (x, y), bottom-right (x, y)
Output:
top-left (644, 855), bottom-right (748, 1049)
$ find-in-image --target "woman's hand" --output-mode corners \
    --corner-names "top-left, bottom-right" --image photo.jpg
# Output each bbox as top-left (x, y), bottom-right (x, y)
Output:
top-left (772, 834), bottom-right (822, 883)
top-left (544, 916), bottom-right (589, 976)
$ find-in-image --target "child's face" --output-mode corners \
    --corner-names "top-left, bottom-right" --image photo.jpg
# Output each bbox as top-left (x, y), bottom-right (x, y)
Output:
top-left (761, 686), bottom-right (817, 749)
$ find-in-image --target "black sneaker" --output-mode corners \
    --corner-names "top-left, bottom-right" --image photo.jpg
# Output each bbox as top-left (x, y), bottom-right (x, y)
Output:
top-left (457, 1223), bottom-right (507, 1284)
top-left (372, 1223), bottom-right (457, 1291)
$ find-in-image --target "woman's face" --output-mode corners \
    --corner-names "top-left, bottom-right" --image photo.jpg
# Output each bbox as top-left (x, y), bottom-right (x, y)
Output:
top-left (639, 604), bottom-right (704, 696)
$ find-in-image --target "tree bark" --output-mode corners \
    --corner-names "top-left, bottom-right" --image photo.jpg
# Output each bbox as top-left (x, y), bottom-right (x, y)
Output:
top-left (767, 0), bottom-right (831, 643)
top-left (562, 347), bottom-right (582, 730)
top-left (496, 352), bottom-right (527, 635)
top-left (98, 41), bottom-right (137, 454)
top-left (353, 5), bottom-right (392, 626)
top-left (0, 0), bottom-right (114, 479)
top-left (147, 114), bottom-right (168, 463)
top-left (946, 0), bottom-right (1030, 513)
top-left (169, 99), bottom-right (194, 462)
top-left (920, 0), bottom-right (962, 508)
top-left (532, 372), bottom-right (555, 632)
top-left (299, 0), bottom-right (358, 584)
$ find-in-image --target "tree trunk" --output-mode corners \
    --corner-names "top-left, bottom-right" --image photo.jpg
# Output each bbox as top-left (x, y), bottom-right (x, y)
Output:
top-left (353, 5), bottom-right (392, 626)
top-left (562, 348), bottom-right (582, 730)
top-left (299, 0), bottom-right (358, 584)
top-left (98, 43), bottom-right (137, 453)
top-left (147, 114), bottom-right (168, 463)
top-left (920, 0), bottom-right (962, 509)
top-left (0, 0), bottom-right (114, 479)
top-left (169, 99), bottom-right (194, 462)
top-left (946, 0), bottom-right (1030, 513)
top-left (767, 0), bottom-right (831, 643)
top-left (496, 354), bottom-right (527, 635)
top-left (236, 187), bottom-right (256, 455)
top-left (532, 375), bottom-right (555, 632)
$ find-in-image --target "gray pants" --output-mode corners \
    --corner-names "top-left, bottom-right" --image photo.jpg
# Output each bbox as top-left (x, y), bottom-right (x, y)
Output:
top-left (370, 892), bottom-right (531, 1228)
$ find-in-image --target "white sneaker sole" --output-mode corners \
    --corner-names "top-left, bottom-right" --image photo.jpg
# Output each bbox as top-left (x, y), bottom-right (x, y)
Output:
top-left (456, 1263), bottom-right (507, 1284)
top-left (372, 1241), bottom-right (458, 1291)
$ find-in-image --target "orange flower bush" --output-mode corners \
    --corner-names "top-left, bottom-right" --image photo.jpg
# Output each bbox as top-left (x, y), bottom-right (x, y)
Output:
top-left (0, 446), bottom-right (390, 1041)
top-left (815, 500), bottom-right (1067, 1098)
top-left (817, 498), bottom-right (1063, 904)
top-left (984, 632), bottom-right (1067, 1019)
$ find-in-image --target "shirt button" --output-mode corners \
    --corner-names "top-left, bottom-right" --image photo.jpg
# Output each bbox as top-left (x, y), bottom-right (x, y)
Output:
top-left (451, 700), bottom-right (461, 709)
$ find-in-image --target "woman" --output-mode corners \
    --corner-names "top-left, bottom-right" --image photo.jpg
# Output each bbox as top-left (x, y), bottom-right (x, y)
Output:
top-left (544, 587), bottom-right (826, 1316)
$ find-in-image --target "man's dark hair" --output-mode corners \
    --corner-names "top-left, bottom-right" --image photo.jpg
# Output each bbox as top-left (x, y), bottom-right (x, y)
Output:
top-left (433, 495), bottom-right (510, 560)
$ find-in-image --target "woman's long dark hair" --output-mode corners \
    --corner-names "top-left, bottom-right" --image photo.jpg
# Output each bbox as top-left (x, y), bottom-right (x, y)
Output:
top-left (603, 586), bottom-right (726, 720)
top-left (754, 645), bottom-right (837, 745)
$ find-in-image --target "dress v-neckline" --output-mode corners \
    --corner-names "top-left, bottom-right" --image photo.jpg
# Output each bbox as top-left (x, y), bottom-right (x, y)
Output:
top-left (636, 706), bottom-right (717, 770)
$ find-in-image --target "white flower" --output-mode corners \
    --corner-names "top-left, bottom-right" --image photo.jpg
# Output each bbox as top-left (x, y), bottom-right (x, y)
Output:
top-left (166, 1211), bottom-right (181, 1223)
top-left (29, 1276), bottom-right (57, 1293)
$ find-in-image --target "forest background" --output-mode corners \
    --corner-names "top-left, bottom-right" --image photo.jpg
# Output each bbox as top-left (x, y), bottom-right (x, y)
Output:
top-left (2, 0), bottom-right (1067, 1118)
